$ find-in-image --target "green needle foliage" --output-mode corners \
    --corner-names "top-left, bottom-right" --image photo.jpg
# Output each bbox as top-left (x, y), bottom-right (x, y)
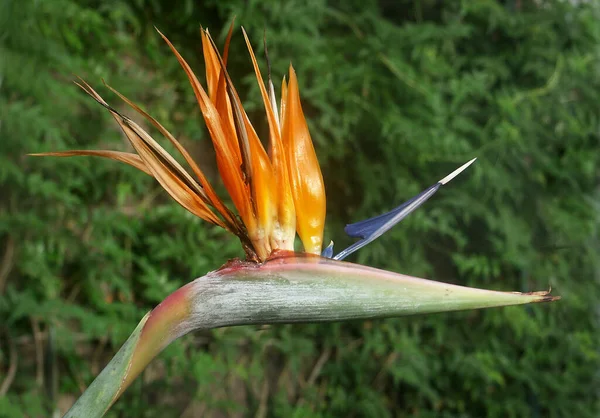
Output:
top-left (2, 0), bottom-right (599, 417)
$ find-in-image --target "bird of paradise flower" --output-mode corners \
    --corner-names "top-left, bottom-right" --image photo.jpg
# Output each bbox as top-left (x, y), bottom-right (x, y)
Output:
top-left (32, 25), bottom-right (558, 418)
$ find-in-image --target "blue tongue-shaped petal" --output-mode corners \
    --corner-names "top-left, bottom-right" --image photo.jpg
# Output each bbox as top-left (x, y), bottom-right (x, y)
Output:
top-left (343, 183), bottom-right (440, 239)
top-left (334, 158), bottom-right (476, 261)
top-left (321, 241), bottom-right (334, 258)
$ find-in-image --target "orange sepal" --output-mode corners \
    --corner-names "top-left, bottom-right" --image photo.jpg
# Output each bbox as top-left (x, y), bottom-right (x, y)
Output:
top-left (157, 29), bottom-right (253, 230)
top-left (29, 150), bottom-right (151, 175)
top-left (200, 28), bottom-right (240, 168)
top-left (202, 30), bottom-right (278, 259)
top-left (123, 122), bottom-right (224, 226)
top-left (281, 66), bottom-right (326, 254)
top-left (74, 80), bottom-right (225, 227)
top-left (242, 29), bottom-right (295, 250)
top-left (103, 82), bottom-right (240, 233)
top-left (241, 117), bottom-right (277, 258)
top-left (280, 77), bottom-right (288, 129)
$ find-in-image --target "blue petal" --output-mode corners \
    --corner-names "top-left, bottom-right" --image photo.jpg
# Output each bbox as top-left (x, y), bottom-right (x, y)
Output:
top-left (344, 184), bottom-right (437, 239)
top-left (321, 241), bottom-right (334, 258)
top-left (334, 183), bottom-right (440, 260)
top-left (334, 158), bottom-right (477, 261)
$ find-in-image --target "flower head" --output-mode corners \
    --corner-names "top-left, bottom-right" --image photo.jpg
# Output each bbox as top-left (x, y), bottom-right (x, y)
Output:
top-left (32, 25), bottom-right (473, 263)
top-left (34, 26), bottom-right (327, 262)
top-left (36, 25), bottom-right (559, 417)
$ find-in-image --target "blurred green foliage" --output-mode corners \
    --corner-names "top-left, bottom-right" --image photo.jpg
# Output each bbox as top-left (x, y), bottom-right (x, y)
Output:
top-left (1, 0), bottom-right (599, 416)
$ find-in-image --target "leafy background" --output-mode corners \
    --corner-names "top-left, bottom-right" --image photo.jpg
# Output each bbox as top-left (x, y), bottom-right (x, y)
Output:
top-left (1, 0), bottom-right (599, 416)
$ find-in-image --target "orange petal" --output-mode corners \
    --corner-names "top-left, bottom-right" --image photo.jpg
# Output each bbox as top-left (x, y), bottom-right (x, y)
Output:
top-left (280, 77), bottom-right (288, 129)
top-left (75, 79), bottom-right (224, 227)
top-left (201, 29), bottom-right (222, 103)
top-left (242, 28), bottom-right (295, 250)
top-left (203, 31), bottom-right (278, 259)
top-left (282, 66), bottom-right (326, 254)
top-left (29, 150), bottom-right (151, 175)
top-left (103, 82), bottom-right (241, 233)
top-left (119, 118), bottom-right (224, 227)
top-left (262, 34), bottom-right (281, 134)
top-left (220, 20), bottom-right (235, 65)
top-left (202, 21), bottom-right (234, 102)
top-left (200, 29), bottom-right (239, 161)
top-left (157, 29), bottom-right (253, 229)
top-left (77, 80), bottom-right (210, 203)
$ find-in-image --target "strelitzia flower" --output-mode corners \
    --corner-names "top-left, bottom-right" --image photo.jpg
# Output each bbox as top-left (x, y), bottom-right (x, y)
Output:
top-left (37, 26), bottom-right (324, 263)
top-left (33, 26), bottom-right (558, 418)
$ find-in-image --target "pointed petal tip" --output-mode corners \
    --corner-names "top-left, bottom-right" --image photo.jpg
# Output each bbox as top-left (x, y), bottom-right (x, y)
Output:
top-left (520, 288), bottom-right (560, 303)
top-left (321, 241), bottom-right (334, 258)
top-left (155, 27), bottom-right (169, 41)
top-left (539, 295), bottom-right (561, 303)
top-left (438, 157), bottom-right (477, 185)
top-left (154, 26), bottom-right (165, 38)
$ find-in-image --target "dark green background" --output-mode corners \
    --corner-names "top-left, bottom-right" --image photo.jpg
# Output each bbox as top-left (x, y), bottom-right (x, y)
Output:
top-left (1, 0), bottom-right (598, 416)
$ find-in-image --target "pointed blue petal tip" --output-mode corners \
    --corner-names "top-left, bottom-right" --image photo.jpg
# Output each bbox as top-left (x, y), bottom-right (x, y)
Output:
top-left (334, 158), bottom-right (476, 261)
top-left (321, 241), bottom-right (334, 258)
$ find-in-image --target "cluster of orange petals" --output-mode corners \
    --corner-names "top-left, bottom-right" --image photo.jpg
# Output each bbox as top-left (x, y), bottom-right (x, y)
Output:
top-left (34, 26), bottom-right (326, 262)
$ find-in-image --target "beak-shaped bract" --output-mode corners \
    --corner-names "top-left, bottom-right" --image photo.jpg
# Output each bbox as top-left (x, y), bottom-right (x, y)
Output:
top-left (64, 251), bottom-right (558, 418)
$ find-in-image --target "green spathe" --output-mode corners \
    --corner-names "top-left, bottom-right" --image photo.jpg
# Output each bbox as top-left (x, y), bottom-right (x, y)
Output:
top-left (185, 252), bottom-right (556, 327)
top-left (65, 252), bottom-right (557, 417)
